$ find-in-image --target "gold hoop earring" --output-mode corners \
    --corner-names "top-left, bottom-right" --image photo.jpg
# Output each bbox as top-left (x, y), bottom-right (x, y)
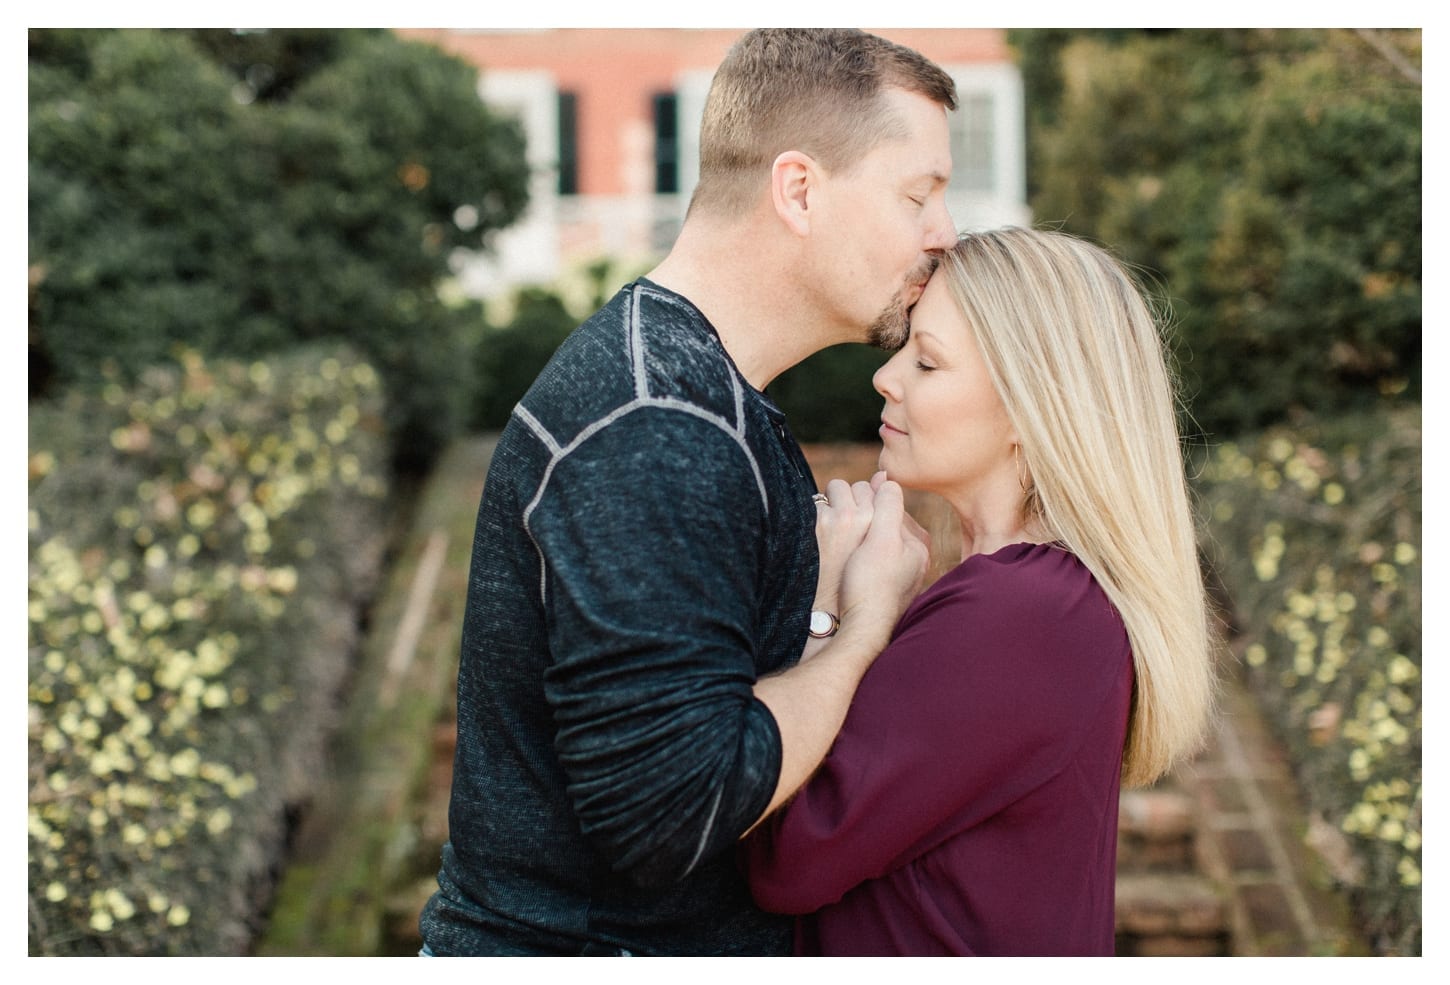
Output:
top-left (1014, 444), bottom-right (1030, 494)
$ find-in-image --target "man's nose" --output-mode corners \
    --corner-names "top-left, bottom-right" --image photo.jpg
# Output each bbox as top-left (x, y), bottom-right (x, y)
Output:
top-left (926, 199), bottom-right (957, 252)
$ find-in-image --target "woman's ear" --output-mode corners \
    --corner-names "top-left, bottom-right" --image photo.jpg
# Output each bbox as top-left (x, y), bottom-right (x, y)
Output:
top-left (770, 150), bottom-right (816, 237)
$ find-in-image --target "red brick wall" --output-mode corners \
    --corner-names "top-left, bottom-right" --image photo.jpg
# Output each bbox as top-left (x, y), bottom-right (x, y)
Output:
top-left (398, 28), bottom-right (1008, 197)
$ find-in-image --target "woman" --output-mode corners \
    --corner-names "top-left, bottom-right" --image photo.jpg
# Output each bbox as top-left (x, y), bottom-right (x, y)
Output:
top-left (743, 227), bottom-right (1216, 956)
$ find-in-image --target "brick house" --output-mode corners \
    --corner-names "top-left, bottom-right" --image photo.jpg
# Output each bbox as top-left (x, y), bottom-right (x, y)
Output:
top-left (399, 28), bottom-right (1028, 297)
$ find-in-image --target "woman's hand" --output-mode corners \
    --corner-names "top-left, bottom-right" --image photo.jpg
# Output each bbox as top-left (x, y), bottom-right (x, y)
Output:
top-left (837, 477), bottom-right (931, 653)
top-left (812, 476), bottom-right (876, 614)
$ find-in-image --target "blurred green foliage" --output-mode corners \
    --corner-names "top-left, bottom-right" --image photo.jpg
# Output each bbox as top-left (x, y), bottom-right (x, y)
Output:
top-left (28, 28), bottom-right (530, 470)
top-left (1010, 28), bottom-right (1420, 437)
top-left (768, 345), bottom-right (893, 443)
top-left (28, 346), bottom-right (391, 955)
top-left (470, 287), bottom-right (579, 431)
top-left (1195, 406), bottom-right (1421, 955)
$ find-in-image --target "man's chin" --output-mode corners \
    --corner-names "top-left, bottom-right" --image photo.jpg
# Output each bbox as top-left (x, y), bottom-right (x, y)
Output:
top-left (866, 305), bottom-right (909, 351)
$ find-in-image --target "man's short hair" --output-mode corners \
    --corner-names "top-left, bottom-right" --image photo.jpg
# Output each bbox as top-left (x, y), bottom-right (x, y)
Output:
top-left (690, 29), bottom-right (958, 217)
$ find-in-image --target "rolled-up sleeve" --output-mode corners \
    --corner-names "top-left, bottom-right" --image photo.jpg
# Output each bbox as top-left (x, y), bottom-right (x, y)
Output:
top-left (528, 407), bottom-right (782, 888)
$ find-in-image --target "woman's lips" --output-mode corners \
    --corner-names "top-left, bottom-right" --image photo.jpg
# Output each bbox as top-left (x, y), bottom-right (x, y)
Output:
top-left (879, 419), bottom-right (906, 439)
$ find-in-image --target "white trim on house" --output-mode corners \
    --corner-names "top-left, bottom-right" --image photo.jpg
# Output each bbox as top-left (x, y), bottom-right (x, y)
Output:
top-left (450, 69), bottom-right (561, 297)
top-left (450, 59), bottom-right (1029, 298)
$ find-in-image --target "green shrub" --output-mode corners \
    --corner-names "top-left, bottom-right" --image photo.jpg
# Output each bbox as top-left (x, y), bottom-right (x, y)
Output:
top-left (768, 344), bottom-right (892, 444)
top-left (28, 28), bottom-right (531, 470)
top-left (470, 287), bottom-right (579, 431)
top-left (1014, 28), bottom-right (1420, 435)
top-left (1195, 406), bottom-right (1421, 954)
top-left (28, 346), bottom-right (390, 955)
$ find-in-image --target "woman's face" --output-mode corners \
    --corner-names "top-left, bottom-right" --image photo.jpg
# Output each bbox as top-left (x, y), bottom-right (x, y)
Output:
top-left (872, 271), bottom-right (1017, 503)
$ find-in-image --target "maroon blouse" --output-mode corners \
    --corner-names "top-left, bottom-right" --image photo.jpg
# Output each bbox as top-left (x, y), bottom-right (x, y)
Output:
top-left (743, 542), bottom-right (1134, 956)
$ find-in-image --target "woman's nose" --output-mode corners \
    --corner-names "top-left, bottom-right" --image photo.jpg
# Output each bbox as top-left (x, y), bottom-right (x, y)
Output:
top-left (873, 358), bottom-right (900, 401)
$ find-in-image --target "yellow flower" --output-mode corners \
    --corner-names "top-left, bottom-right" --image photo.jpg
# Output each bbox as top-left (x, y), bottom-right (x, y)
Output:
top-left (1348, 749), bottom-right (1371, 781)
top-left (186, 500), bottom-right (217, 529)
top-left (169, 748), bottom-right (201, 778)
top-left (1394, 541), bottom-right (1417, 565)
top-left (1346, 800), bottom-right (1378, 832)
top-left (105, 889), bottom-right (136, 921)
top-left (1387, 655), bottom-right (1418, 685)
top-left (206, 807), bottom-right (233, 836)
top-left (1266, 437), bottom-right (1294, 462)
top-left (30, 449), bottom-right (57, 478)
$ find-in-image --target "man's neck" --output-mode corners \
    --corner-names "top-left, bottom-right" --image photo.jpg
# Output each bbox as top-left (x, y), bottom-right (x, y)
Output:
top-left (646, 220), bottom-right (842, 391)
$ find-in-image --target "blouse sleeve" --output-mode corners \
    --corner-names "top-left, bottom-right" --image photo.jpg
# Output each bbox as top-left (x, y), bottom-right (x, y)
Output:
top-left (742, 548), bottom-right (1129, 913)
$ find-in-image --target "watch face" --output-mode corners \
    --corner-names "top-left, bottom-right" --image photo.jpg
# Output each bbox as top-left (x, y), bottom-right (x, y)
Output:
top-left (809, 610), bottom-right (837, 637)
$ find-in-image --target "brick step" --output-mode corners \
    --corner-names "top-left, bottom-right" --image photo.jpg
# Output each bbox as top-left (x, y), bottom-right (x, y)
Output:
top-left (1118, 789), bottom-right (1198, 873)
top-left (1115, 872), bottom-right (1231, 956)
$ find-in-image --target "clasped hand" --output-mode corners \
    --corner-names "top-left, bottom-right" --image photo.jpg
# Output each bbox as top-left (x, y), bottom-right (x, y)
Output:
top-left (813, 471), bottom-right (930, 650)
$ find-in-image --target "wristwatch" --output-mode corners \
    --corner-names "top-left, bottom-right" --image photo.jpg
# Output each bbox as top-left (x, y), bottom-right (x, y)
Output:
top-left (808, 609), bottom-right (840, 639)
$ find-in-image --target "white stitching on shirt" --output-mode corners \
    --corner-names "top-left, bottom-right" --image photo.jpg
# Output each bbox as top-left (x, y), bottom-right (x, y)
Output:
top-left (516, 286), bottom-right (772, 608)
top-left (630, 283), bottom-right (650, 401)
top-left (519, 398), bottom-right (769, 607)
top-left (514, 403), bottom-right (560, 455)
top-left (683, 783), bottom-right (725, 879)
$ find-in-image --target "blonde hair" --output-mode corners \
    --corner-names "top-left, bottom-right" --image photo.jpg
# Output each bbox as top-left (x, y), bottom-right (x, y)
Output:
top-left (690, 29), bottom-right (957, 217)
top-left (939, 227), bottom-right (1216, 787)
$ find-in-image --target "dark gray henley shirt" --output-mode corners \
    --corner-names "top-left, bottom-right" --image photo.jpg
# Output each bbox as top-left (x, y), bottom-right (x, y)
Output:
top-left (419, 279), bottom-right (819, 955)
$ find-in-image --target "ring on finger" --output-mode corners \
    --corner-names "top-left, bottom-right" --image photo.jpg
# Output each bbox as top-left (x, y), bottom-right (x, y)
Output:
top-left (812, 493), bottom-right (830, 506)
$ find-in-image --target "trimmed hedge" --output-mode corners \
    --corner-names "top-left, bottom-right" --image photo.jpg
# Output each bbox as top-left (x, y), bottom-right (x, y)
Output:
top-left (27, 346), bottom-right (391, 955)
top-left (1195, 406), bottom-right (1421, 955)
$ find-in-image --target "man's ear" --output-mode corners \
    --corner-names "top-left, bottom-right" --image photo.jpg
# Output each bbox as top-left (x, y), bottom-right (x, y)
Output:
top-left (770, 150), bottom-right (817, 237)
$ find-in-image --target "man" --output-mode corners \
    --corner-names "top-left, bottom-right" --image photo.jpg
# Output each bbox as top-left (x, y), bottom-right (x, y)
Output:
top-left (420, 28), bottom-right (956, 956)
